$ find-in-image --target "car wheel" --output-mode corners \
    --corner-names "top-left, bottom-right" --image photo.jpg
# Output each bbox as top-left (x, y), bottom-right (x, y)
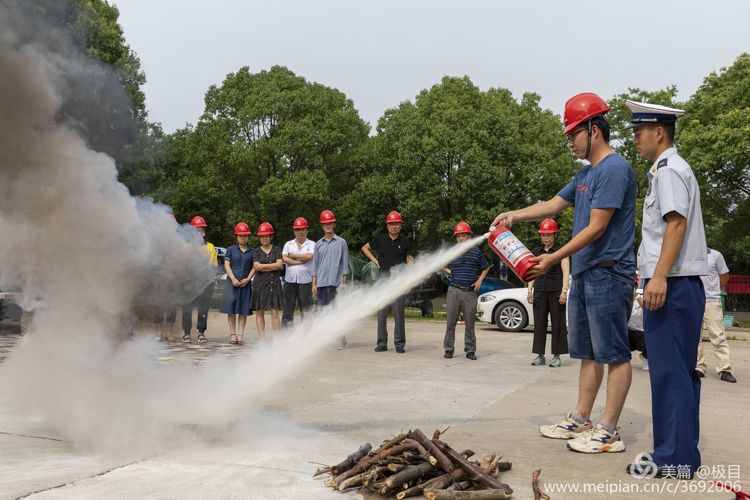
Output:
top-left (420, 300), bottom-right (434, 317)
top-left (494, 301), bottom-right (528, 332)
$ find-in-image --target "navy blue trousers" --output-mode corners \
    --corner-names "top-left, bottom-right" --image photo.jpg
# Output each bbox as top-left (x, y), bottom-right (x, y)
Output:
top-left (643, 276), bottom-right (705, 472)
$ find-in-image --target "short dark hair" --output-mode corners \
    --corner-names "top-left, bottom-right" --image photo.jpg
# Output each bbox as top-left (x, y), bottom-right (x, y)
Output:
top-left (589, 115), bottom-right (611, 142)
top-left (660, 123), bottom-right (675, 143)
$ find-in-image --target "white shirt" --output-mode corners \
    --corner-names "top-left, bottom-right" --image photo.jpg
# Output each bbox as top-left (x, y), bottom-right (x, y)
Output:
top-left (638, 147), bottom-right (708, 279)
top-left (628, 298), bottom-right (643, 331)
top-left (282, 238), bottom-right (315, 284)
top-left (701, 248), bottom-right (729, 301)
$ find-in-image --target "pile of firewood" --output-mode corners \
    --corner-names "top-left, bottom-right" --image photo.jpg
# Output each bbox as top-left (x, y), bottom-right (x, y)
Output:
top-left (314, 429), bottom-right (516, 499)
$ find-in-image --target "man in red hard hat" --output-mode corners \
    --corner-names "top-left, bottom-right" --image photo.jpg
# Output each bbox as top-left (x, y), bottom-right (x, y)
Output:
top-left (362, 210), bottom-right (414, 353)
top-left (182, 215), bottom-right (218, 344)
top-left (441, 221), bottom-right (490, 360)
top-left (492, 92), bottom-right (637, 455)
top-left (312, 210), bottom-right (350, 349)
top-left (281, 217), bottom-right (315, 327)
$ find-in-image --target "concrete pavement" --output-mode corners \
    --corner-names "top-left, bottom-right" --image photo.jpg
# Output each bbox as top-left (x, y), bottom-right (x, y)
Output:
top-left (1, 312), bottom-right (748, 499)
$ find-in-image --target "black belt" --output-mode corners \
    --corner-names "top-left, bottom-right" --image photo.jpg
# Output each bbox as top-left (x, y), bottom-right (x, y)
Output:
top-left (594, 260), bottom-right (615, 269)
top-left (451, 284), bottom-right (474, 292)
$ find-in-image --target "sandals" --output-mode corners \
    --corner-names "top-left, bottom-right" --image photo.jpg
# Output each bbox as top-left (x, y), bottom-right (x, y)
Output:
top-left (197, 333), bottom-right (207, 344)
top-left (182, 334), bottom-right (192, 344)
top-left (229, 333), bottom-right (238, 345)
top-left (237, 334), bottom-right (244, 345)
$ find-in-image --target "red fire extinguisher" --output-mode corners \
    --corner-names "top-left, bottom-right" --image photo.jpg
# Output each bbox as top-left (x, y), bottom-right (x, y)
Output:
top-left (488, 226), bottom-right (538, 282)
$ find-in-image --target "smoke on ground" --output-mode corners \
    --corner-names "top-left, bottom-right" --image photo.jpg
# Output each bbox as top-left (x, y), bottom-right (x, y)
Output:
top-left (0, 0), bottom-right (488, 454)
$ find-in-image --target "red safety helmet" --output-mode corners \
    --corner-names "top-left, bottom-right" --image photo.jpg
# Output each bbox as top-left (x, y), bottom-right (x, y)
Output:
top-left (386, 210), bottom-right (403, 224)
top-left (563, 92), bottom-right (610, 135)
top-left (293, 217), bottom-right (309, 229)
top-left (234, 222), bottom-right (251, 235)
top-left (453, 221), bottom-right (472, 235)
top-left (190, 215), bottom-right (207, 228)
top-left (256, 222), bottom-right (275, 236)
top-left (319, 210), bottom-right (336, 224)
top-left (538, 218), bottom-right (559, 234)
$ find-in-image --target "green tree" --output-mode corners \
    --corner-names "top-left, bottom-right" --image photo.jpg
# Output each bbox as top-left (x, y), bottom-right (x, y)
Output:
top-left (163, 66), bottom-right (370, 245)
top-left (339, 76), bottom-right (578, 253)
top-left (681, 53), bottom-right (750, 273)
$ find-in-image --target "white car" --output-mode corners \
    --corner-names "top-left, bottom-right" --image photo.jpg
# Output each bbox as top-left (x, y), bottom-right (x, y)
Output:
top-left (476, 287), bottom-right (534, 332)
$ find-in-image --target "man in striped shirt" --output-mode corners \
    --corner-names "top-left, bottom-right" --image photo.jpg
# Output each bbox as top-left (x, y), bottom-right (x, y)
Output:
top-left (442, 222), bottom-right (490, 360)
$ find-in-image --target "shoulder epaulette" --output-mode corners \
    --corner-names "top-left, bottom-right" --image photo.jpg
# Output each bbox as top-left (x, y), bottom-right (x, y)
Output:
top-left (657, 158), bottom-right (668, 169)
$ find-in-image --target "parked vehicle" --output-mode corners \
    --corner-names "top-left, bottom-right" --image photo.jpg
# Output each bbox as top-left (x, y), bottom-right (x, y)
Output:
top-left (476, 287), bottom-right (534, 332)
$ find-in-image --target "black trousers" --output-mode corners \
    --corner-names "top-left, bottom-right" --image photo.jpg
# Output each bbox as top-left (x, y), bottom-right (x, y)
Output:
top-left (532, 289), bottom-right (568, 356)
top-left (282, 282), bottom-right (313, 326)
top-left (182, 283), bottom-right (214, 334)
top-left (628, 329), bottom-right (648, 358)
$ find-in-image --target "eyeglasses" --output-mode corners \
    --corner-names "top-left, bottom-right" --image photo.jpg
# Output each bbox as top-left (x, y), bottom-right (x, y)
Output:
top-left (565, 127), bottom-right (588, 143)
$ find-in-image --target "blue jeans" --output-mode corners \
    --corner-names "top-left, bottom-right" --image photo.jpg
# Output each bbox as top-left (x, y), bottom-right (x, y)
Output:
top-left (568, 268), bottom-right (633, 364)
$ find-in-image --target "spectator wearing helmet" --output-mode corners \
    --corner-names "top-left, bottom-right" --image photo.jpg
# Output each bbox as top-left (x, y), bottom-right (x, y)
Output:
top-left (221, 222), bottom-right (255, 344)
top-left (362, 210), bottom-right (414, 353)
top-left (252, 222), bottom-right (284, 337)
top-left (527, 219), bottom-right (570, 368)
top-left (182, 215), bottom-right (219, 344)
top-left (441, 222), bottom-right (490, 361)
top-left (312, 210), bottom-right (349, 349)
top-left (492, 92), bottom-right (637, 455)
top-left (281, 217), bottom-right (315, 327)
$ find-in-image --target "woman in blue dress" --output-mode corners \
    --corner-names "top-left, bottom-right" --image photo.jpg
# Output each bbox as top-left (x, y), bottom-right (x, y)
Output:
top-left (221, 222), bottom-right (255, 344)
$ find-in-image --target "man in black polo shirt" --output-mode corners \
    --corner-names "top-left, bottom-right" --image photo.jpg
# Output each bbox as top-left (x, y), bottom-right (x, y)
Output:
top-left (362, 210), bottom-right (414, 353)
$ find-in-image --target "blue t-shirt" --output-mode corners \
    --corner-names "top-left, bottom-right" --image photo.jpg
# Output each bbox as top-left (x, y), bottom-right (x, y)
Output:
top-left (557, 153), bottom-right (636, 283)
top-left (449, 247), bottom-right (490, 287)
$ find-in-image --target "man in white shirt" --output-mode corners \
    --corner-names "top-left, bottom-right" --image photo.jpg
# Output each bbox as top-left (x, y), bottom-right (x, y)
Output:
top-left (697, 248), bottom-right (736, 383)
top-left (281, 217), bottom-right (315, 327)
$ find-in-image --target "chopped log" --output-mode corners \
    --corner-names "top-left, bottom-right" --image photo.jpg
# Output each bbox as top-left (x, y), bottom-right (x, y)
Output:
top-left (331, 443), bottom-right (372, 475)
top-left (333, 441), bottom-right (422, 487)
top-left (385, 462), bottom-right (435, 490)
top-left (424, 490), bottom-right (512, 500)
top-left (409, 429), bottom-right (453, 473)
top-left (403, 438), bottom-right (429, 458)
top-left (433, 440), bottom-right (513, 496)
top-left (532, 468), bottom-right (550, 500)
top-left (362, 466), bottom-right (386, 487)
top-left (337, 471), bottom-right (367, 491)
top-left (396, 484), bottom-right (423, 499)
top-left (388, 463), bottom-right (409, 473)
top-left (448, 480), bottom-right (472, 491)
top-left (422, 468), bottom-right (467, 490)
top-left (479, 454), bottom-right (497, 474)
top-left (376, 432), bottom-right (407, 452)
top-left (313, 466), bottom-right (330, 477)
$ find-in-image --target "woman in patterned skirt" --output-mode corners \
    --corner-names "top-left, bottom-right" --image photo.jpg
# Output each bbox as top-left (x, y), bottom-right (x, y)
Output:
top-left (252, 222), bottom-right (284, 337)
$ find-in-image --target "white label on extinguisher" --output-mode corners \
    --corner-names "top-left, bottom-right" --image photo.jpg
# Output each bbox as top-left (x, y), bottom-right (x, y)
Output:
top-left (492, 231), bottom-right (531, 267)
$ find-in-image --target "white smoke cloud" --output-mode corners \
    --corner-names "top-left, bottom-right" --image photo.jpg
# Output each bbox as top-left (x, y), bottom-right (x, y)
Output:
top-left (0, 0), bottom-right (490, 456)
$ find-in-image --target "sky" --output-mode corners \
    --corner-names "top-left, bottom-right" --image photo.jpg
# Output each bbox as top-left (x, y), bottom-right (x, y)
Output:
top-left (114, 0), bottom-right (750, 133)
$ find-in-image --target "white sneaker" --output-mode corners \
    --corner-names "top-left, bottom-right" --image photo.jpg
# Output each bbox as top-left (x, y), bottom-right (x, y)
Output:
top-left (540, 413), bottom-right (593, 439)
top-left (567, 423), bottom-right (626, 453)
top-left (640, 353), bottom-right (649, 371)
